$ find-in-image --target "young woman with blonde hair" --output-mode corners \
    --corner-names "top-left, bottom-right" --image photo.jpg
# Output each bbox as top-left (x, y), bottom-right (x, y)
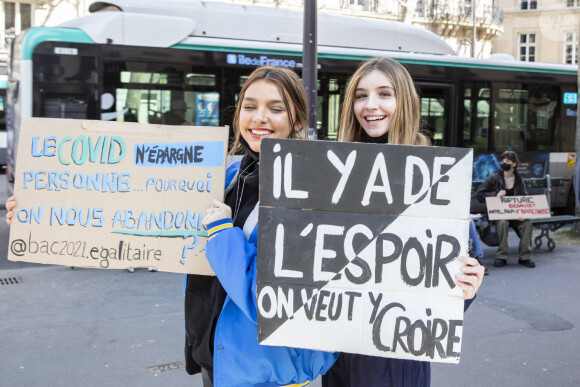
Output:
top-left (322, 57), bottom-right (484, 387)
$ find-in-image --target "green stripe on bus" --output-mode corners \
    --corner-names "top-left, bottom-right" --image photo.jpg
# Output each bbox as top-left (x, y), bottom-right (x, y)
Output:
top-left (172, 43), bottom-right (577, 76)
top-left (394, 58), bottom-right (577, 75)
top-left (22, 27), bottom-right (95, 60)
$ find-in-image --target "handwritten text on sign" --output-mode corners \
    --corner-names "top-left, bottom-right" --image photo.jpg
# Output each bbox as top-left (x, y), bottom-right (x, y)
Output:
top-left (257, 139), bottom-right (473, 364)
top-left (485, 195), bottom-right (550, 220)
top-left (8, 118), bottom-right (228, 274)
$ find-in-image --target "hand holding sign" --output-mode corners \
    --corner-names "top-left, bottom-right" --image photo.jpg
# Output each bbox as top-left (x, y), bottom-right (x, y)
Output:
top-left (202, 200), bottom-right (231, 228)
top-left (5, 196), bottom-right (16, 226)
top-left (8, 118), bottom-right (229, 274)
top-left (257, 138), bottom-right (474, 363)
top-left (455, 256), bottom-right (485, 299)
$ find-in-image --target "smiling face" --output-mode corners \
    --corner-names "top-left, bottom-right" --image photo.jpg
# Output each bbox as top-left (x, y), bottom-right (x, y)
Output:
top-left (353, 70), bottom-right (397, 138)
top-left (238, 79), bottom-right (294, 153)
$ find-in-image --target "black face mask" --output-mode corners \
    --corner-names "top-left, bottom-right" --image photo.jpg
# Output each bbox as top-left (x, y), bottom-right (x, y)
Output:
top-left (500, 163), bottom-right (512, 171)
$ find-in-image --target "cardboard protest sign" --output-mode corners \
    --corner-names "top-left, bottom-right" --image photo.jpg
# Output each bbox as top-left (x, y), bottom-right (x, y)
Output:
top-left (257, 138), bottom-right (473, 364)
top-left (8, 118), bottom-right (228, 274)
top-left (485, 195), bottom-right (550, 220)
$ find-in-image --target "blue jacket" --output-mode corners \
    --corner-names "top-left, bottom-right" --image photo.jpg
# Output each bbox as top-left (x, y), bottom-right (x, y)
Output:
top-left (204, 162), bottom-right (338, 387)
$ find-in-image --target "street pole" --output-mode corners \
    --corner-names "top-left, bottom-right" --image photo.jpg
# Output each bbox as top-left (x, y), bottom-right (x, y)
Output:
top-left (302, 0), bottom-right (318, 139)
top-left (471, 0), bottom-right (476, 57)
top-left (574, 23), bottom-right (580, 233)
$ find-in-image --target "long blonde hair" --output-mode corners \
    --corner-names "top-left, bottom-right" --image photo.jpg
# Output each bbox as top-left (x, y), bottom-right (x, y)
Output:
top-left (229, 66), bottom-right (308, 154)
top-left (338, 57), bottom-right (428, 146)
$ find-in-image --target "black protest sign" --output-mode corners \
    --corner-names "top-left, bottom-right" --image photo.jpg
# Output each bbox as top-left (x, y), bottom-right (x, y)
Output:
top-left (257, 138), bottom-right (473, 363)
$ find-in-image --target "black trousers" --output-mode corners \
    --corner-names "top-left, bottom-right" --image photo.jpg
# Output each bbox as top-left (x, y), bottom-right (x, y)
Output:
top-left (201, 368), bottom-right (213, 387)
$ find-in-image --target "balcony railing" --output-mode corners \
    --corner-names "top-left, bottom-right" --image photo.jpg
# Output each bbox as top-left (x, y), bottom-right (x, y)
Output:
top-left (416, 0), bottom-right (503, 26)
top-left (336, 0), bottom-right (504, 28)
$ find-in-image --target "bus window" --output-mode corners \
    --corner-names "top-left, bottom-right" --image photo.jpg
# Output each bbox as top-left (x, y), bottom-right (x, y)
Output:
top-left (32, 49), bottom-right (98, 120)
top-left (116, 89), bottom-right (219, 126)
top-left (106, 64), bottom-right (220, 126)
top-left (44, 96), bottom-right (87, 119)
top-left (462, 83), bottom-right (490, 152)
top-left (0, 77), bottom-right (5, 166)
top-left (116, 88), bottom-right (165, 123)
top-left (493, 87), bottom-right (528, 152)
top-left (418, 85), bottom-right (451, 147)
top-left (421, 97), bottom-right (445, 145)
top-left (556, 89), bottom-right (577, 152)
top-left (34, 53), bottom-right (96, 84)
top-left (239, 76), bottom-right (249, 87)
top-left (187, 73), bottom-right (216, 87)
top-left (323, 78), bottom-right (343, 140)
top-left (492, 84), bottom-right (558, 152)
top-left (193, 92), bottom-right (219, 126)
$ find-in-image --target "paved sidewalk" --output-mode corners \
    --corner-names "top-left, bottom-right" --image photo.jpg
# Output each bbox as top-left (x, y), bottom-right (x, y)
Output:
top-left (2, 234), bottom-right (579, 387)
top-left (2, 173), bottom-right (579, 386)
top-left (0, 264), bottom-right (204, 386)
top-left (432, 237), bottom-right (580, 387)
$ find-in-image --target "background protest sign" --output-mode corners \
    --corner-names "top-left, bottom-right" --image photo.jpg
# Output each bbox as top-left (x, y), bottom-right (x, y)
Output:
top-left (8, 118), bottom-right (228, 274)
top-left (485, 195), bottom-right (550, 220)
top-left (257, 138), bottom-right (473, 363)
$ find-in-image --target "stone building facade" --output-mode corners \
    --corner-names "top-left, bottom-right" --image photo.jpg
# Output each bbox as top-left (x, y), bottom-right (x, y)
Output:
top-left (3, 1), bottom-right (577, 68)
top-left (494, 0), bottom-right (579, 64)
top-left (0, 0), bottom-right (88, 74)
top-left (222, 0), bottom-right (505, 57)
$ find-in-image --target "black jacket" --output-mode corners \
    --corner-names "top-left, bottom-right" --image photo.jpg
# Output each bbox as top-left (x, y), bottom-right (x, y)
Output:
top-left (184, 153), bottom-right (259, 378)
top-left (474, 170), bottom-right (528, 203)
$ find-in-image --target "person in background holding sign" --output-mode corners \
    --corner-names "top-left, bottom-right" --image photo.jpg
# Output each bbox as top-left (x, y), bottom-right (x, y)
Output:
top-left (321, 57), bottom-right (485, 387)
top-left (475, 150), bottom-right (535, 268)
top-left (186, 66), bottom-right (337, 387)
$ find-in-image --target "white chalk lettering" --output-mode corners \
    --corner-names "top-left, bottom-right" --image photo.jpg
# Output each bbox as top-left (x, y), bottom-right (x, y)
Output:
top-left (284, 153), bottom-right (308, 199)
top-left (404, 156), bottom-right (430, 205)
top-left (327, 150), bottom-right (357, 204)
top-left (362, 153), bottom-right (393, 206)
top-left (314, 224), bottom-right (345, 282)
top-left (274, 223), bottom-right (303, 278)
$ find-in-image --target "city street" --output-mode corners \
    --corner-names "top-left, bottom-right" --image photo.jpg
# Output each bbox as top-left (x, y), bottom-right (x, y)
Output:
top-left (0, 0), bottom-right (578, 385)
top-left (1, 174), bottom-right (579, 386)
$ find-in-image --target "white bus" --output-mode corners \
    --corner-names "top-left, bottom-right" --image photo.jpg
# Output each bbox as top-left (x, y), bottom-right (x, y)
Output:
top-left (6, 0), bottom-right (578, 212)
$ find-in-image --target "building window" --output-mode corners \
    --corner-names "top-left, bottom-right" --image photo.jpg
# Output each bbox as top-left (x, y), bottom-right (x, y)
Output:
top-left (346, 0), bottom-right (366, 9)
top-left (20, 3), bottom-right (31, 30)
top-left (3, 1), bottom-right (34, 50)
top-left (520, 0), bottom-right (537, 10)
top-left (564, 32), bottom-right (578, 64)
top-left (3, 2), bottom-right (33, 34)
top-left (519, 33), bottom-right (536, 62)
top-left (566, 0), bottom-right (579, 7)
top-left (4, 2), bottom-right (16, 32)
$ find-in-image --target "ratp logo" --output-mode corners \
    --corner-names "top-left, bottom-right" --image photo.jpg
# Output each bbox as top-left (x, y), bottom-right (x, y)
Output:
top-left (226, 54), bottom-right (237, 65)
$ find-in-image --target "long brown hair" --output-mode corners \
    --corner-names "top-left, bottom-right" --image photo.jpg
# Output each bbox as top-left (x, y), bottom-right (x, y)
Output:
top-left (229, 66), bottom-right (308, 154)
top-left (338, 57), bottom-right (428, 146)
